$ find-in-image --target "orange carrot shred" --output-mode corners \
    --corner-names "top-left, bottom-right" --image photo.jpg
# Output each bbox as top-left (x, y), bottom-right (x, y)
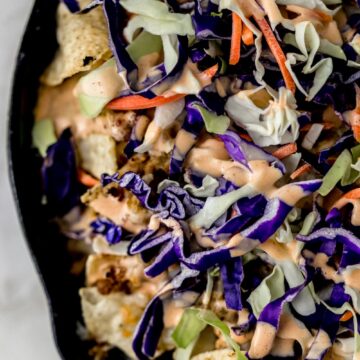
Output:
top-left (352, 124), bottom-right (360, 142)
top-left (107, 93), bottom-right (185, 111)
top-left (239, 133), bottom-right (253, 142)
top-left (230, 12), bottom-right (243, 65)
top-left (108, 64), bottom-right (218, 111)
top-left (290, 164), bottom-right (312, 180)
top-left (78, 169), bottom-right (99, 187)
top-left (242, 23), bottom-right (254, 46)
top-left (343, 188), bottom-right (360, 200)
top-left (272, 143), bottom-right (297, 160)
top-left (199, 63), bottom-right (219, 80)
top-left (340, 311), bottom-right (353, 322)
top-left (254, 17), bottom-right (296, 94)
top-left (300, 123), bottom-right (334, 132)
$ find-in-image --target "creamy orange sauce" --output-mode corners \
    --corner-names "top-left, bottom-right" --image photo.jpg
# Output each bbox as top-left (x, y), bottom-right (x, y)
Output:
top-left (286, 5), bottom-right (342, 45)
top-left (248, 321), bottom-right (277, 359)
top-left (35, 77), bottom-right (133, 140)
top-left (193, 228), bottom-right (218, 248)
top-left (228, 235), bottom-right (260, 257)
top-left (186, 137), bottom-right (309, 206)
top-left (333, 197), bottom-right (360, 227)
top-left (258, 238), bottom-right (295, 262)
top-left (237, 308), bottom-right (250, 325)
top-left (257, 0), bottom-right (284, 28)
top-left (134, 115), bottom-right (151, 141)
top-left (74, 60), bottom-right (125, 98)
top-left (277, 313), bottom-right (314, 354)
top-left (89, 194), bottom-right (148, 234)
top-left (303, 250), bottom-right (360, 291)
top-left (175, 129), bottom-right (197, 156)
top-left (342, 266), bottom-right (360, 291)
top-left (137, 52), bottom-right (162, 84)
top-left (306, 330), bottom-right (332, 359)
top-left (230, 329), bottom-right (254, 345)
top-left (163, 300), bottom-right (184, 328)
top-left (164, 61), bottom-right (214, 97)
top-left (163, 291), bottom-right (199, 328)
top-left (304, 251), bottom-right (343, 283)
top-left (271, 338), bottom-right (295, 358)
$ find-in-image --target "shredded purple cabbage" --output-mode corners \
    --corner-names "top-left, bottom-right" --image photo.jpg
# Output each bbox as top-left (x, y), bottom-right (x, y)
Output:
top-left (90, 217), bottom-right (122, 245)
top-left (41, 129), bottom-right (80, 215)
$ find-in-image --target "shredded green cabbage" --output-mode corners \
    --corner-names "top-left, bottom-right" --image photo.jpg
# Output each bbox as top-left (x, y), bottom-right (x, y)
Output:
top-left (312, 290), bottom-right (360, 357)
top-left (173, 337), bottom-right (199, 360)
top-left (299, 210), bottom-right (319, 236)
top-left (127, 31), bottom-right (163, 63)
top-left (342, 144), bottom-right (360, 186)
top-left (195, 309), bottom-right (246, 360)
top-left (122, 0), bottom-right (194, 41)
top-left (32, 119), bottom-right (57, 157)
top-left (285, 21), bottom-right (333, 101)
top-left (184, 176), bottom-right (219, 198)
top-left (225, 87), bottom-right (300, 146)
top-left (247, 264), bottom-right (285, 318)
top-left (172, 307), bottom-right (248, 360)
top-left (190, 185), bottom-right (257, 229)
top-left (284, 33), bottom-right (347, 60)
top-left (76, 58), bottom-right (126, 118)
top-left (279, 260), bottom-right (316, 316)
top-left (193, 105), bottom-right (230, 135)
top-left (172, 308), bottom-right (207, 348)
top-left (318, 149), bottom-right (352, 196)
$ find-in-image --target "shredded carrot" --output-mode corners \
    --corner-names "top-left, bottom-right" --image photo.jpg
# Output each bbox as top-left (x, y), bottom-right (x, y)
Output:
top-left (78, 169), bottom-right (99, 187)
top-left (254, 17), bottom-right (296, 94)
top-left (198, 63), bottom-right (219, 81)
top-left (107, 93), bottom-right (185, 111)
top-left (351, 85), bottom-right (360, 141)
top-left (242, 23), bottom-right (254, 46)
top-left (108, 64), bottom-right (218, 111)
top-left (239, 133), bottom-right (253, 142)
top-left (352, 125), bottom-right (360, 142)
top-left (286, 5), bottom-right (332, 24)
top-left (231, 208), bottom-right (238, 218)
top-left (300, 122), bottom-right (334, 132)
top-left (272, 143), bottom-right (297, 160)
top-left (230, 12), bottom-right (243, 65)
top-left (343, 188), bottom-right (360, 200)
top-left (290, 164), bottom-right (312, 180)
top-left (340, 311), bottom-right (353, 322)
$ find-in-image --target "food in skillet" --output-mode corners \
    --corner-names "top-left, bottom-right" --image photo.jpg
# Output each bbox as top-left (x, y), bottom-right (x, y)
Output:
top-left (32, 0), bottom-right (360, 358)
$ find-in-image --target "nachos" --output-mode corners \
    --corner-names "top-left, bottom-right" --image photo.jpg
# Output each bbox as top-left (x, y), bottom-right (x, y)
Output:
top-left (33, 0), bottom-right (360, 359)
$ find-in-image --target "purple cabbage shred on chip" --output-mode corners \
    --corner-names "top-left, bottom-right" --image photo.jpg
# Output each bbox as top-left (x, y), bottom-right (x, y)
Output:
top-left (90, 217), bottom-right (123, 245)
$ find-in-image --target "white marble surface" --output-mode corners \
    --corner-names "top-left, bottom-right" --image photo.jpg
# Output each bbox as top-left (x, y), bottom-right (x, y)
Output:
top-left (0, 1), bottom-right (60, 359)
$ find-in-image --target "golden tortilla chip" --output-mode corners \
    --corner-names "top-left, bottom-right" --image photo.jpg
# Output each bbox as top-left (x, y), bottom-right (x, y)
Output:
top-left (80, 287), bottom-right (150, 358)
top-left (41, 0), bottom-right (111, 86)
top-left (77, 134), bottom-right (117, 179)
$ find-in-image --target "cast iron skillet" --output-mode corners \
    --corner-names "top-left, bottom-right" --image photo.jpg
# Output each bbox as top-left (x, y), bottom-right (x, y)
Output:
top-left (8, 1), bottom-right (130, 359)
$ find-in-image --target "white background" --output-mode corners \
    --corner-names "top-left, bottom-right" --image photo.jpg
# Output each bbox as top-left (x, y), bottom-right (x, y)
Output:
top-left (0, 1), bottom-right (60, 359)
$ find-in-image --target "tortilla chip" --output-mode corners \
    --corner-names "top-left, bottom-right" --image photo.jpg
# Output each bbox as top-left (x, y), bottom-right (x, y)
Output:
top-left (77, 134), bottom-right (117, 179)
top-left (41, 0), bottom-right (111, 86)
top-left (86, 254), bottom-right (146, 290)
top-left (191, 349), bottom-right (236, 360)
top-left (80, 287), bottom-right (150, 358)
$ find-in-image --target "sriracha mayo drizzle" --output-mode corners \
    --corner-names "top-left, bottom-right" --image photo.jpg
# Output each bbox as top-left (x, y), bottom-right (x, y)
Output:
top-left (333, 197), bottom-right (360, 227)
top-left (185, 136), bottom-right (309, 206)
top-left (248, 322), bottom-right (277, 359)
top-left (89, 194), bottom-right (149, 234)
